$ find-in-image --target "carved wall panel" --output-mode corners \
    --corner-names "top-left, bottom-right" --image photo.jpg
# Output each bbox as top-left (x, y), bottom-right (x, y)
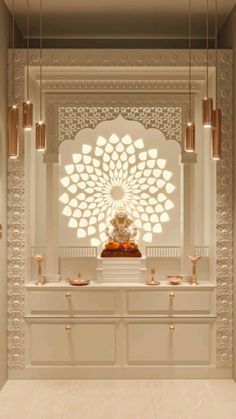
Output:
top-left (7, 49), bottom-right (232, 369)
top-left (59, 106), bottom-right (182, 145)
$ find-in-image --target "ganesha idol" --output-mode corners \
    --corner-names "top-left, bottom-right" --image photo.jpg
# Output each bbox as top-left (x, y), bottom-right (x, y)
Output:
top-left (101, 209), bottom-right (142, 258)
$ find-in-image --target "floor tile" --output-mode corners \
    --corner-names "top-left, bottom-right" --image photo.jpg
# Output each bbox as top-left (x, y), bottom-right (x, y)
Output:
top-left (0, 379), bottom-right (236, 419)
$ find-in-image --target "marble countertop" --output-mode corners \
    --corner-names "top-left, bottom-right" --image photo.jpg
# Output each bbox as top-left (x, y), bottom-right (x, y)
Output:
top-left (26, 280), bottom-right (215, 290)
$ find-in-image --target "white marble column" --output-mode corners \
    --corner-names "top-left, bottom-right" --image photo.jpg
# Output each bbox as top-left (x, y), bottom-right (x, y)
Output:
top-left (180, 152), bottom-right (197, 278)
top-left (45, 162), bottom-right (59, 275)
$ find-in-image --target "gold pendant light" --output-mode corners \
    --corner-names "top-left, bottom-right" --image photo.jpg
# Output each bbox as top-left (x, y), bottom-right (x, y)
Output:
top-left (212, 0), bottom-right (221, 160)
top-left (36, 0), bottom-right (46, 151)
top-left (212, 109), bottom-right (221, 160)
top-left (8, 0), bottom-right (19, 159)
top-left (185, 0), bottom-right (195, 153)
top-left (8, 105), bottom-right (19, 159)
top-left (23, 0), bottom-right (33, 130)
top-left (202, 0), bottom-right (213, 128)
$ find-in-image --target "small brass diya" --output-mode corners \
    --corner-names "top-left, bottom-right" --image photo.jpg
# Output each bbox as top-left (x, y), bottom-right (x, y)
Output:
top-left (67, 273), bottom-right (89, 286)
top-left (167, 275), bottom-right (183, 285)
top-left (145, 268), bottom-right (160, 286)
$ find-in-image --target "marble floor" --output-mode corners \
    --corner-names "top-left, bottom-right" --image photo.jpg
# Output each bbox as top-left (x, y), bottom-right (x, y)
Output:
top-left (0, 379), bottom-right (236, 419)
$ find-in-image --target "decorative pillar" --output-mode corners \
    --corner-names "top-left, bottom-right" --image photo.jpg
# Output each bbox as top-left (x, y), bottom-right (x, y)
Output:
top-left (180, 151), bottom-right (197, 279)
top-left (45, 158), bottom-right (59, 275)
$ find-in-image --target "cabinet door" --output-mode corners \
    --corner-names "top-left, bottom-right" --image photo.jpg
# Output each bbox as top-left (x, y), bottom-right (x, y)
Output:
top-left (171, 323), bottom-right (210, 363)
top-left (127, 321), bottom-right (210, 365)
top-left (126, 290), bottom-right (211, 315)
top-left (128, 323), bottom-right (170, 363)
top-left (29, 321), bottom-right (117, 365)
top-left (28, 290), bottom-right (119, 315)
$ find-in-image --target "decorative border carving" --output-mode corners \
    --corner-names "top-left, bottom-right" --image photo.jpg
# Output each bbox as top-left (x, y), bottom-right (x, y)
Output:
top-left (58, 106), bottom-right (182, 144)
top-left (42, 79), bottom-right (201, 92)
top-left (8, 49), bottom-right (232, 369)
top-left (45, 93), bottom-right (188, 161)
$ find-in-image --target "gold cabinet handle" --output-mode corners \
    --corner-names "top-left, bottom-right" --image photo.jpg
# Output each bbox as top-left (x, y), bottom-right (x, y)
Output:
top-left (169, 292), bottom-right (175, 299)
top-left (65, 325), bottom-right (72, 332)
top-left (65, 292), bottom-right (71, 300)
top-left (169, 325), bottom-right (175, 332)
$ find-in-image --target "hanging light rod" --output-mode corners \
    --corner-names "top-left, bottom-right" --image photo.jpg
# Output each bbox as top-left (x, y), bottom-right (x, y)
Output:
top-left (23, 0), bottom-right (33, 131)
top-left (202, 0), bottom-right (213, 128)
top-left (8, 0), bottom-right (19, 159)
top-left (36, 0), bottom-right (46, 152)
top-left (185, 0), bottom-right (195, 153)
top-left (212, 0), bottom-right (221, 160)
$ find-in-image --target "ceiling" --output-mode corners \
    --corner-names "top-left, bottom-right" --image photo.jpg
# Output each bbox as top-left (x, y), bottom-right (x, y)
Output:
top-left (4, 0), bottom-right (236, 39)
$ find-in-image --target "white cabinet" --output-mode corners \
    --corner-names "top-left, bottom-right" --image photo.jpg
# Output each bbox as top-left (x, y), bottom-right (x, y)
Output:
top-left (27, 289), bottom-right (119, 316)
top-left (127, 321), bottom-right (210, 364)
top-left (25, 283), bottom-right (215, 377)
top-left (29, 320), bottom-right (117, 365)
top-left (126, 290), bottom-right (212, 315)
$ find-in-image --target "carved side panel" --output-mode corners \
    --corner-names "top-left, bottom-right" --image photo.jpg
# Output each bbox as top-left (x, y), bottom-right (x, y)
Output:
top-left (8, 160), bottom-right (25, 368)
top-left (7, 57), bottom-right (26, 368)
top-left (216, 52), bottom-right (233, 367)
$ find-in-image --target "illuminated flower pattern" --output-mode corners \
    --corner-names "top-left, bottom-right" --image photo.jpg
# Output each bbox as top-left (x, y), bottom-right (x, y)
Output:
top-left (59, 134), bottom-right (175, 246)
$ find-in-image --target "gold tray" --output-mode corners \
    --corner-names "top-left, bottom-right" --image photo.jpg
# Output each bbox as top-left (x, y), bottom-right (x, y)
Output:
top-left (69, 279), bottom-right (90, 286)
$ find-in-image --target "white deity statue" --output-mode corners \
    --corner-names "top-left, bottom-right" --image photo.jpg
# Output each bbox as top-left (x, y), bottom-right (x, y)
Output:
top-left (106, 208), bottom-right (138, 244)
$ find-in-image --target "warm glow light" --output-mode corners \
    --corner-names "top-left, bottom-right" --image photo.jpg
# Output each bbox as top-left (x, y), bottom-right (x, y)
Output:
top-left (160, 212), bottom-right (170, 223)
top-left (212, 108), bottom-right (221, 160)
top-left (73, 154), bottom-right (82, 163)
top-left (23, 101), bottom-right (33, 130)
top-left (59, 193), bottom-right (69, 204)
top-left (82, 144), bottom-right (92, 154)
top-left (121, 134), bottom-right (132, 145)
top-left (163, 170), bottom-right (172, 181)
top-left (68, 218), bottom-right (78, 228)
top-left (157, 159), bottom-right (166, 169)
top-left (185, 122), bottom-right (195, 152)
top-left (62, 206), bottom-right (72, 217)
top-left (65, 165), bottom-right (74, 175)
top-left (36, 121), bottom-right (46, 151)
top-left (60, 177), bottom-right (70, 187)
top-left (8, 105), bottom-right (19, 159)
top-left (202, 98), bottom-right (213, 128)
top-left (91, 238), bottom-right (100, 246)
top-left (165, 200), bottom-right (175, 210)
top-left (60, 134), bottom-right (175, 245)
top-left (166, 183), bottom-right (176, 194)
top-left (77, 229), bottom-right (86, 238)
top-left (153, 224), bottom-right (162, 233)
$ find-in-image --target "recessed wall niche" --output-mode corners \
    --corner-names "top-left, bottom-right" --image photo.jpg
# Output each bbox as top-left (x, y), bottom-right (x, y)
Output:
top-left (8, 50), bottom-right (232, 375)
top-left (59, 115), bottom-right (180, 251)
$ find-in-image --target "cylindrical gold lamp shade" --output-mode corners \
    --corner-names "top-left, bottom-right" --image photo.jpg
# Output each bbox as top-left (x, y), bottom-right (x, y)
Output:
top-left (23, 101), bottom-right (33, 130)
top-left (36, 121), bottom-right (46, 151)
top-left (202, 97), bottom-right (213, 128)
top-left (8, 105), bottom-right (19, 159)
top-left (212, 108), bottom-right (221, 160)
top-left (185, 122), bottom-right (195, 152)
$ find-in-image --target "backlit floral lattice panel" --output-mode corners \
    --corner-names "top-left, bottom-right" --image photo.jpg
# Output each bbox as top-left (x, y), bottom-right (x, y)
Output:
top-left (59, 134), bottom-right (175, 246)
